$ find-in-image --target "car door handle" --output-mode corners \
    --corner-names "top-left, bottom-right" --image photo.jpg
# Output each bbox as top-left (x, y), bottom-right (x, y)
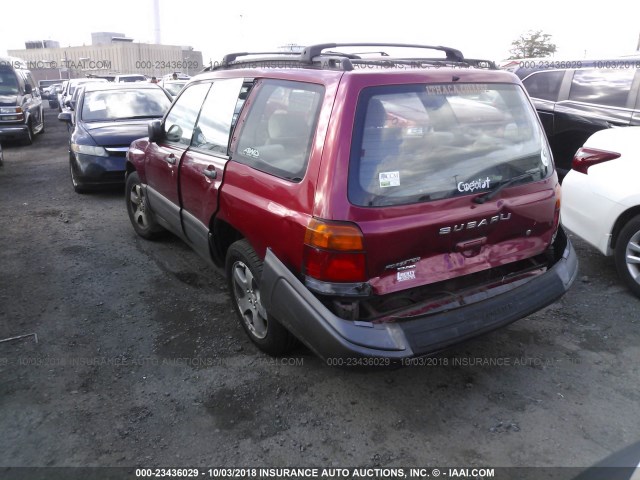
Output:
top-left (165, 154), bottom-right (176, 165)
top-left (203, 167), bottom-right (217, 179)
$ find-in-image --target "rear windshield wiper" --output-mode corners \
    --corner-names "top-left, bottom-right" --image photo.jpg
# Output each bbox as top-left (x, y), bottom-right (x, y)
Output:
top-left (473, 168), bottom-right (543, 204)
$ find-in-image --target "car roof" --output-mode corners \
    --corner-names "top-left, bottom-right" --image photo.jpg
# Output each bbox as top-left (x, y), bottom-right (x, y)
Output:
top-left (68, 78), bottom-right (109, 85)
top-left (192, 65), bottom-right (518, 86)
top-left (81, 82), bottom-right (167, 92)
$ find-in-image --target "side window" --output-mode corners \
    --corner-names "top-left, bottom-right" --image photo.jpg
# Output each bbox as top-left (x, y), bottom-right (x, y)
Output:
top-left (235, 80), bottom-right (324, 181)
top-left (569, 68), bottom-right (635, 108)
top-left (522, 70), bottom-right (565, 101)
top-left (164, 83), bottom-right (211, 145)
top-left (190, 78), bottom-right (244, 155)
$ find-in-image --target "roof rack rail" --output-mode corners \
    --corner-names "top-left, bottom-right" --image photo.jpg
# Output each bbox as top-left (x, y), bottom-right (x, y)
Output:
top-left (300, 43), bottom-right (465, 63)
top-left (221, 51), bottom-right (299, 67)
top-left (204, 43), bottom-right (497, 73)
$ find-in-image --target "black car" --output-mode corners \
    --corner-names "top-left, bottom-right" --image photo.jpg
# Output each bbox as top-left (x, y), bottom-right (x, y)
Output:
top-left (48, 84), bottom-right (63, 109)
top-left (0, 58), bottom-right (45, 145)
top-left (58, 82), bottom-right (172, 193)
top-left (504, 57), bottom-right (640, 175)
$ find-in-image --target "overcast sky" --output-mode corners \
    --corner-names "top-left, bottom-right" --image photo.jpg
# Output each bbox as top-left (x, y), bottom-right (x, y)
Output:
top-left (1, 0), bottom-right (639, 64)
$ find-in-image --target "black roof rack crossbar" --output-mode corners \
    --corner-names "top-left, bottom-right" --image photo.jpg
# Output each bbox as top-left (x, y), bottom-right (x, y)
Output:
top-left (221, 51), bottom-right (299, 66)
top-left (206, 44), bottom-right (494, 73)
top-left (301, 43), bottom-right (464, 64)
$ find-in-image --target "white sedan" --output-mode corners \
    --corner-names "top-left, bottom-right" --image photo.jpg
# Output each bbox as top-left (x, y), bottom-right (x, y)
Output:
top-left (561, 126), bottom-right (640, 298)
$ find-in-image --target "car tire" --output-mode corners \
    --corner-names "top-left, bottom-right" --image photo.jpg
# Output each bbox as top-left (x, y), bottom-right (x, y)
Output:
top-left (226, 239), bottom-right (297, 356)
top-left (614, 215), bottom-right (640, 298)
top-left (125, 171), bottom-right (164, 239)
top-left (70, 159), bottom-right (89, 194)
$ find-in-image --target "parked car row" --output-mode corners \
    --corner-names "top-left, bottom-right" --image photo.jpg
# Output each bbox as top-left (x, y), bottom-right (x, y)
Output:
top-left (0, 58), bottom-right (45, 145)
top-left (8, 45), bottom-right (638, 362)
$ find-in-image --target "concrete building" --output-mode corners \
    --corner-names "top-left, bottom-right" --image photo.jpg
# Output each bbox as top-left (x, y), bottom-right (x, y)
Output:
top-left (8, 33), bottom-right (203, 82)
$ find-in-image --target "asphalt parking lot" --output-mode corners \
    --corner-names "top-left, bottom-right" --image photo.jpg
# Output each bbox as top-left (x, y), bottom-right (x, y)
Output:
top-left (1, 107), bottom-right (639, 476)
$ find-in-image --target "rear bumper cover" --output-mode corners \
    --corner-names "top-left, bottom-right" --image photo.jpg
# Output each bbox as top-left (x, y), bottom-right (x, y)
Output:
top-left (261, 227), bottom-right (578, 360)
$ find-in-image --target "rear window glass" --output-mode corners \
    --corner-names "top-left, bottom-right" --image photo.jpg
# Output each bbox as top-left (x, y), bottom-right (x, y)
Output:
top-left (349, 83), bottom-right (551, 207)
top-left (235, 80), bottom-right (324, 182)
top-left (568, 68), bottom-right (635, 108)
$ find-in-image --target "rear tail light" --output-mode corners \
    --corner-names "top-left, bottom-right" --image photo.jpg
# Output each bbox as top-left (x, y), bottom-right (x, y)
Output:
top-left (572, 147), bottom-right (620, 174)
top-left (303, 219), bottom-right (367, 283)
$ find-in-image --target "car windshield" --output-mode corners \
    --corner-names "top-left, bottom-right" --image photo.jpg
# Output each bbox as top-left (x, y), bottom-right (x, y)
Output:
top-left (348, 83), bottom-right (552, 207)
top-left (0, 70), bottom-right (19, 94)
top-left (81, 89), bottom-right (171, 122)
top-left (120, 76), bottom-right (146, 83)
top-left (164, 82), bottom-right (186, 96)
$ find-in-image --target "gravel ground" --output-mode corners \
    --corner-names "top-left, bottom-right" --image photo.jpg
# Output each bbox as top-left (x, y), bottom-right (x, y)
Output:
top-left (1, 108), bottom-right (639, 476)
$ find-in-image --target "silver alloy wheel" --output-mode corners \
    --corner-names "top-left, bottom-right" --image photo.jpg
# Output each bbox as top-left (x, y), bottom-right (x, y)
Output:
top-left (231, 260), bottom-right (268, 339)
top-left (624, 229), bottom-right (640, 285)
top-left (130, 184), bottom-right (151, 230)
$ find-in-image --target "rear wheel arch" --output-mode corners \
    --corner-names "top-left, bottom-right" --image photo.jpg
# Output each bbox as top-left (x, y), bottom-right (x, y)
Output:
top-left (209, 217), bottom-right (244, 268)
top-left (611, 206), bottom-right (640, 250)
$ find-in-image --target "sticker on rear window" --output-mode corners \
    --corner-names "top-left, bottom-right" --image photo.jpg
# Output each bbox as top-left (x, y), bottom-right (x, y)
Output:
top-left (425, 84), bottom-right (488, 96)
top-left (457, 176), bottom-right (491, 193)
top-left (379, 171), bottom-right (400, 188)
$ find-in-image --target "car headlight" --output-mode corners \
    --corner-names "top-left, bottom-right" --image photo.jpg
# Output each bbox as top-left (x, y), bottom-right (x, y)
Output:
top-left (71, 144), bottom-right (108, 157)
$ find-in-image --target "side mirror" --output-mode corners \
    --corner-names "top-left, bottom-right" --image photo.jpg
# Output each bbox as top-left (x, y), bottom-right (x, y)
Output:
top-left (58, 112), bottom-right (73, 123)
top-left (25, 84), bottom-right (33, 94)
top-left (148, 119), bottom-right (164, 143)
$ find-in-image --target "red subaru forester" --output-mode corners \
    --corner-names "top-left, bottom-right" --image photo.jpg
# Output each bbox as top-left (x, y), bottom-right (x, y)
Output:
top-left (125, 43), bottom-right (578, 362)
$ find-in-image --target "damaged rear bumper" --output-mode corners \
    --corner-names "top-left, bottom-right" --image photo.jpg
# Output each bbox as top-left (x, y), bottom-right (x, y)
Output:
top-left (261, 227), bottom-right (578, 360)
